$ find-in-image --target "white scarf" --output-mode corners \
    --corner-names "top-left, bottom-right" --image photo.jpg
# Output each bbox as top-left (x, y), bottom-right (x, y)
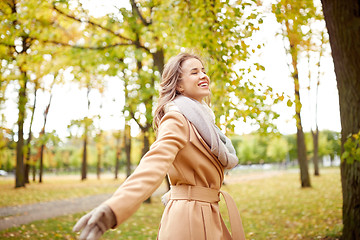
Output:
top-left (166, 95), bottom-right (238, 169)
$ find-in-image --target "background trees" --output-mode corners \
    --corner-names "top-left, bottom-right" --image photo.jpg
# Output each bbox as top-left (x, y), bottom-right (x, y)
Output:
top-left (0, 0), bottom-right (340, 182)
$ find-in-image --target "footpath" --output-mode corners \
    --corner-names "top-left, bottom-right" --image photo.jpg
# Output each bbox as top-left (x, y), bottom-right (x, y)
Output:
top-left (0, 170), bottom-right (282, 231)
top-left (0, 193), bottom-right (112, 231)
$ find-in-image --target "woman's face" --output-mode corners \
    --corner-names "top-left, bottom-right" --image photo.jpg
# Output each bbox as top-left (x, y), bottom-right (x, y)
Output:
top-left (177, 58), bottom-right (210, 102)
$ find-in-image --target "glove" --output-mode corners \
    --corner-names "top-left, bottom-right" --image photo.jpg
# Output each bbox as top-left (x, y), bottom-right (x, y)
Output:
top-left (73, 204), bottom-right (117, 240)
top-left (161, 190), bottom-right (171, 206)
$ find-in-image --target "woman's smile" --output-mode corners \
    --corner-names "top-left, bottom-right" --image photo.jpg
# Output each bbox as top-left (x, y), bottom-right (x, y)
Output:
top-left (198, 80), bottom-right (209, 88)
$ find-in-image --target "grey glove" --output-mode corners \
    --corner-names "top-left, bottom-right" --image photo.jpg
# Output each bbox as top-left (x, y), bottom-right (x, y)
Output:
top-left (161, 190), bottom-right (171, 206)
top-left (73, 204), bottom-right (117, 240)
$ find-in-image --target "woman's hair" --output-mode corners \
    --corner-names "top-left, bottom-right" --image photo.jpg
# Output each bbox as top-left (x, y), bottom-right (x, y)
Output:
top-left (153, 52), bottom-right (205, 131)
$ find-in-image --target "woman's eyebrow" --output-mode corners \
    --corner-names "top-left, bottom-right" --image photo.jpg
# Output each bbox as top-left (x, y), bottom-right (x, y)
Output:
top-left (190, 67), bottom-right (205, 71)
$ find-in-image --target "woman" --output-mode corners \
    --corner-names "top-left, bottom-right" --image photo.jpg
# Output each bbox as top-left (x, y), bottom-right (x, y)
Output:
top-left (73, 53), bottom-right (245, 240)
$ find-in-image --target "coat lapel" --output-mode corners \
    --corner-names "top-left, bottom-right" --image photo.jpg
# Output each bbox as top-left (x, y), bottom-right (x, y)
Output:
top-left (188, 122), bottom-right (224, 179)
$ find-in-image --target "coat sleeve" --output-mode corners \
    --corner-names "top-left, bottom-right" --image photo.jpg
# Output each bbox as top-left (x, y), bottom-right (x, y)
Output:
top-left (104, 111), bottom-right (189, 227)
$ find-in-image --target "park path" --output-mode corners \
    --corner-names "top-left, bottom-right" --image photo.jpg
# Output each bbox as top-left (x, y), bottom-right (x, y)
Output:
top-left (0, 170), bottom-right (282, 231)
top-left (0, 193), bottom-right (112, 231)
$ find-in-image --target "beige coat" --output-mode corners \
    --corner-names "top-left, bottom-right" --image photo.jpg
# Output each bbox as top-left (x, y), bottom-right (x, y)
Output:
top-left (105, 111), bottom-right (245, 240)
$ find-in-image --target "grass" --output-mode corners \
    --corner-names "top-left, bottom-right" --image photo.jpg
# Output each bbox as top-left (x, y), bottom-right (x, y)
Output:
top-left (0, 168), bottom-right (342, 239)
top-left (222, 168), bottom-right (342, 239)
top-left (0, 175), bottom-right (123, 207)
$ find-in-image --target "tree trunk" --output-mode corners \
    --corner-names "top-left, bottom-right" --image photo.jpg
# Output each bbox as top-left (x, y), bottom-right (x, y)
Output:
top-left (114, 149), bottom-right (120, 180)
top-left (82, 85), bottom-right (91, 181)
top-left (142, 130), bottom-right (151, 203)
top-left (32, 162), bottom-right (36, 182)
top-left (311, 29), bottom-right (323, 177)
top-left (96, 131), bottom-right (102, 180)
top-left (285, 18), bottom-right (311, 188)
top-left (124, 123), bottom-right (132, 178)
top-left (330, 154), bottom-right (334, 167)
top-left (96, 150), bottom-right (101, 180)
top-left (312, 128), bottom-right (320, 176)
top-left (114, 130), bottom-right (122, 180)
top-left (25, 81), bottom-right (38, 184)
top-left (39, 144), bottom-right (44, 183)
top-left (142, 131), bottom-right (150, 158)
top-left (152, 49), bottom-right (164, 74)
top-left (38, 92), bottom-right (53, 183)
top-left (81, 134), bottom-right (87, 181)
top-left (293, 58), bottom-right (311, 188)
top-left (24, 137), bottom-right (31, 183)
top-left (15, 77), bottom-right (27, 188)
top-left (296, 124), bottom-right (311, 187)
top-left (321, 1), bottom-right (360, 239)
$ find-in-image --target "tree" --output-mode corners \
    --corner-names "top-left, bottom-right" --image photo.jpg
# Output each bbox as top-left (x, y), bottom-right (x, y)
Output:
top-left (1, 0), bottom-right (283, 188)
top-left (0, 0), bottom-right (38, 188)
top-left (236, 134), bottom-right (268, 164)
top-left (24, 78), bottom-right (39, 183)
top-left (302, 13), bottom-right (329, 176)
top-left (0, 0), bottom-right (87, 187)
top-left (155, 0), bottom-right (280, 134)
top-left (321, 0), bottom-right (360, 238)
top-left (266, 136), bottom-right (289, 164)
top-left (95, 101), bottom-right (104, 180)
top-left (51, 0), bottom-right (280, 135)
top-left (272, 0), bottom-right (320, 187)
top-left (113, 130), bottom-right (123, 180)
top-left (38, 73), bottom-right (58, 183)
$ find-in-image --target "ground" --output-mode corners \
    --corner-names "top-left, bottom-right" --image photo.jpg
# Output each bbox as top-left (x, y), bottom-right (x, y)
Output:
top-left (0, 170), bottom-right (281, 231)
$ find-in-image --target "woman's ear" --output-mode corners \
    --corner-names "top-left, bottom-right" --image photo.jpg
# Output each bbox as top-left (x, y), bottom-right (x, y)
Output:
top-left (176, 84), bottom-right (184, 94)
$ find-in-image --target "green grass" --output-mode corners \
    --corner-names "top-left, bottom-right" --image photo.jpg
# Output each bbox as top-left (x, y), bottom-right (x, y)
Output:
top-left (222, 168), bottom-right (342, 239)
top-left (0, 176), bottom-right (122, 207)
top-left (0, 168), bottom-right (342, 239)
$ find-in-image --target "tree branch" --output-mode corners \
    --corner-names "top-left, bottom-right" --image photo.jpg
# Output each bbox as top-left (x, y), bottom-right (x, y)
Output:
top-left (52, 3), bottom-right (151, 53)
top-left (0, 41), bottom-right (15, 48)
top-left (52, 3), bottom-right (132, 42)
top-left (30, 37), bottom-right (133, 50)
top-left (130, 0), bottom-right (152, 26)
top-left (129, 110), bottom-right (145, 131)
top-left (7, 0), bottom-right (15, 11)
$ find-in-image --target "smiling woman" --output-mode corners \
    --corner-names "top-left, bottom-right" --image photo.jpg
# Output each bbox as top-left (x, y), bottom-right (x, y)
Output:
top-left (72, 52), bottom-right (245, 240)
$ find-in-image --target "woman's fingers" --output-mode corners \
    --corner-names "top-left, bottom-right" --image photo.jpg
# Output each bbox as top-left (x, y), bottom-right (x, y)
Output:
top-left (78, 223), bottom-right (93, 240)
top-left (73, 212), bottom-right (92, 232)
top-left (86, 225), bottom-right (103, 240)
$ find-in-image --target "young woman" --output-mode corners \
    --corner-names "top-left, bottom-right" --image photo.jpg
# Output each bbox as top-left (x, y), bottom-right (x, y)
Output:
top-left (73, 53), bottom-right (245, 240)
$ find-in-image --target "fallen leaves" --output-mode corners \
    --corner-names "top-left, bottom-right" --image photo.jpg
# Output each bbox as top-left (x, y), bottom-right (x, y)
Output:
top-left (0, 169), bottom-right (342, 239)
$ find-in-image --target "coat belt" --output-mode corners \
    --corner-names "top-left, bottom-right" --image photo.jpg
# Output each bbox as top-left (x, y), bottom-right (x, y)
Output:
top-left (170, 185), bottom-right (246, 240)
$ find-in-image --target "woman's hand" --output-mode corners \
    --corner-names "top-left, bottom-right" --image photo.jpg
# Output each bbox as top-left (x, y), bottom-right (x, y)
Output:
top-left (161, 190), bottom-right (171, 206)
top-left (73, 204), bottom-right (116, 240)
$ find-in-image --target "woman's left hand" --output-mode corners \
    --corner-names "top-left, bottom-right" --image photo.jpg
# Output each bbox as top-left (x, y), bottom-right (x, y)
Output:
top-left (73, 204), bottom-right (116, 240)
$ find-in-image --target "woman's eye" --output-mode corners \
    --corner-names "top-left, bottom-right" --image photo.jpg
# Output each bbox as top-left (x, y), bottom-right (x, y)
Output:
top-left (191, 72), bottom-right (197, 75)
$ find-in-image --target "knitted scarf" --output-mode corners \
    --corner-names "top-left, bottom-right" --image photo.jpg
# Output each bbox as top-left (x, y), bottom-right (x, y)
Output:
top-left (170, 95), bottom-right (238, 169)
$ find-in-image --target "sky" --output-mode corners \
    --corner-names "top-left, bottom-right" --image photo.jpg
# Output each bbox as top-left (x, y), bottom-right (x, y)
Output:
top-left (1, 0), bottom-right (341, 141)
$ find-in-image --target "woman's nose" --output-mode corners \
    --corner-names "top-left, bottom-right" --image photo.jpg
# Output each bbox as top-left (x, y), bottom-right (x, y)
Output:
top-left (200, 72), bottom-right (207, 79)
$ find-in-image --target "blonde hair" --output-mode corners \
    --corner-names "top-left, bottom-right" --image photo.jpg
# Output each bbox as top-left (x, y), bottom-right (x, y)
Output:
top-left (153, 52), bottom-right (207, 130)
